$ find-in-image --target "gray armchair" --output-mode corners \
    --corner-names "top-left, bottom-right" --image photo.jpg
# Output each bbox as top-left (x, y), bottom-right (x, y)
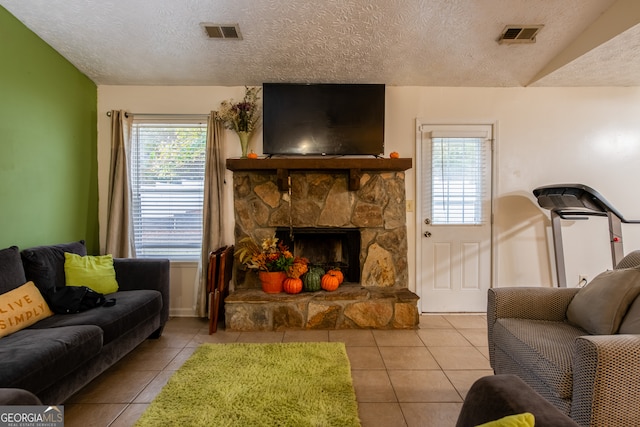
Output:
top-left (488, 251), bottom-right (640, 427)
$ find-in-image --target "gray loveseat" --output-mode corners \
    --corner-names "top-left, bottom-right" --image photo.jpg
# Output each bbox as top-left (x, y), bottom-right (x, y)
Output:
top-left (488, 251), bottom-right (640, 427)
top-left (0, 242), bottom-right (170, 404)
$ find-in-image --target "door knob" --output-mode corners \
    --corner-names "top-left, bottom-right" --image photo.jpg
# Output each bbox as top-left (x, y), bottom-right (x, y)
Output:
top-left (424, 231), bottom-right (432, 238)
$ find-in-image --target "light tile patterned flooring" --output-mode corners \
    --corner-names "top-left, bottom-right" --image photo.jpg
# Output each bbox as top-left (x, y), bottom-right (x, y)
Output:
top-left (64, 314), bottom-right (492, 427)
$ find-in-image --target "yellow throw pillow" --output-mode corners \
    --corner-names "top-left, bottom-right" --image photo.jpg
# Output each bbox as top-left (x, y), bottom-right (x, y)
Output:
top-left (64, 253), bottom-right (119, 294)
top-left (476, 412), bottom-right (535, 427)
top-left (0, 281), bottom-right (54, 338)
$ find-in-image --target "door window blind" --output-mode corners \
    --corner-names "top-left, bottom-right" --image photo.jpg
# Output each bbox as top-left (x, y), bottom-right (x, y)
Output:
top-left (130, 120), bottom-right (207, 260)
top-left (431, 136), bottom-right (487, 225)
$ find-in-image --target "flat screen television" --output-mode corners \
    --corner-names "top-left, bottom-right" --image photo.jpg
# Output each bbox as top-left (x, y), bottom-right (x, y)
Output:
top-left (262, 83), bottom-right (385, 156)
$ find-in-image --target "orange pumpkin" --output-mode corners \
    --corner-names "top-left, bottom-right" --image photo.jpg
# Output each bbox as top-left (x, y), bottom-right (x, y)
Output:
top-left (321, 273), bottom-right (340, 291)
top-left (389, 151), bottom-right (400, 159)
top-left (247, 151), bottom-right (258, 159)
top-left (283, 277), bottom-right (303, 294)
top-left (328, 268), bottom-right (344, 284)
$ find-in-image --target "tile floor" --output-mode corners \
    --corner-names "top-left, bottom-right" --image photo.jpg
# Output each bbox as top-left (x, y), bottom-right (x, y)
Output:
top-left (64, 314), bottom-right (492, 427)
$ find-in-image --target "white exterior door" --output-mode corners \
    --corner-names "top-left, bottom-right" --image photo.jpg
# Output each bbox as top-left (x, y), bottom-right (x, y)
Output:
top-left (417, 124), bottom-right (493, 312)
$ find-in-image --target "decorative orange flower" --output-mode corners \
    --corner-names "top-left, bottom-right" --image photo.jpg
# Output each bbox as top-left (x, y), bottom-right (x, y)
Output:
top-left (287, 257), bottom-right (309, 279)
top-left (235, 235), bottom-right (295, 272)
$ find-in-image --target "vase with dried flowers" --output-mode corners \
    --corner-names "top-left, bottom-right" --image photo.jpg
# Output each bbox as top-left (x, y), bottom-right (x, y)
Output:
top-left (235, 235), bottom-right (307, 293)
top-left (217, 86), bottom-right (261, 158)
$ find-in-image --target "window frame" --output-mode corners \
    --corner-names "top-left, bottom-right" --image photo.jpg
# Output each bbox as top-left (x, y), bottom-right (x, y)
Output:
top-left (130, 115), bottom-right (208, 261)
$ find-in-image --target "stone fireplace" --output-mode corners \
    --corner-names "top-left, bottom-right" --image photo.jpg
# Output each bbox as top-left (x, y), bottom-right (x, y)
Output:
top-left (275, 227), bottom-right (361, 282)
top-left (225, 157), bottom-right (419, 330)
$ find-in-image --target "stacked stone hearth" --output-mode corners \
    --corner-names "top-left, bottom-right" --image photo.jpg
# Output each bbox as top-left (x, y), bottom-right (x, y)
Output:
top-left (225, 167), bottom-right (419, 330)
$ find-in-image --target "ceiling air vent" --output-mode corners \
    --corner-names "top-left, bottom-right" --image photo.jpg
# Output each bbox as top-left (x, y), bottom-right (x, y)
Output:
top-left (498, 25), bottom-right (543, 44)
top-left (201, 23), bottom-right (242, 40)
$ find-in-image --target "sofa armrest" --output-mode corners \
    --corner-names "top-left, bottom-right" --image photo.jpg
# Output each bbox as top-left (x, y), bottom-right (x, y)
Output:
top-left (571, 334), bottom-right (640, 427)
top-left (0, 388), bottom-right (42, 405)
top-left (456, 375), bottom-right (579, 427)
top-left (113, 258), bottom-right (170, 327)
top-left (487, 287), bottom-right (579, 369)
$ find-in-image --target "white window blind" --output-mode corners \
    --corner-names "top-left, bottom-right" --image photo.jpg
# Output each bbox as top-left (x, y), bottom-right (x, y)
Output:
top-left (130, 119), bottom-right (207, 260)
top-left (431, 136), bottom-right (487, 225)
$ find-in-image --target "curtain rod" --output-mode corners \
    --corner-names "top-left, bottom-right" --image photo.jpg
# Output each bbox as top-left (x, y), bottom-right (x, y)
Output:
top-left (105, 112), bottom-right (210, 118)
top-left (106, 111), bottom-right (123, 117)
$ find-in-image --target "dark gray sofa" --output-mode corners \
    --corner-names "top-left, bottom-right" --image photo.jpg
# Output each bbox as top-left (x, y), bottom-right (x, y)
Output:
top-left (456, 375), bottom-right (579, 427)
top-left (0, 242), bottom-right (170, 404)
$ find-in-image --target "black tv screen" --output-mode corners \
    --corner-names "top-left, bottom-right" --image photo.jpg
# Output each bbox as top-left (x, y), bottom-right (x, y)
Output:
top-left (262, 83), bottom-right (385, 156)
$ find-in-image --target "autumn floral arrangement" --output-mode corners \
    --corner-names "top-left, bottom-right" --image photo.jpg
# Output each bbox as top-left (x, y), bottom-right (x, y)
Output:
top-left (217, 86), bottom-right (261, 133)
top-left (235, 236), bottom-right (307, 277)
top-left (216, 86), bottom-right (262, 157)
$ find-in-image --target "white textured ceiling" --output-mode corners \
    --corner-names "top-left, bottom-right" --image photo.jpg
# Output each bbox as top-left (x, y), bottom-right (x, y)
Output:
top-left (2, 0), bottom-right (640, 87)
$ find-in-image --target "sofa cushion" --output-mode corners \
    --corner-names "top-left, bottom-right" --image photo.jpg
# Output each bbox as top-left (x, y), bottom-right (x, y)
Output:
top-left (0, 325), bottom-right (103, 395)
top-left (567, 267), bottom-right (640, 335)
top-left (21, 240), bottom-right (86, 294)
top-left (493, 318), bottom-right (586, 399)
top-left (0, 246), bottom-right (26, 294)
top-left (619, 295), bottom-right (640, 334)
top-left (0, 281), bottom-right (53, 338)
top-left (28, 290), bottom-right (161, 345)
top-left (64, 253), bottom-right (119, 294)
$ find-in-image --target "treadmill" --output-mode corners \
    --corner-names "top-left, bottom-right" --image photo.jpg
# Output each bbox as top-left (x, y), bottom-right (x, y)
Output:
top-left (533, 184), bottom-right (640, 287)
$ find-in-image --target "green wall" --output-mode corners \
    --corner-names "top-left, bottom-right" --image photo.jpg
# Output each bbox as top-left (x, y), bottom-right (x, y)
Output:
top-left (0, 7), bottom-right (98, 253)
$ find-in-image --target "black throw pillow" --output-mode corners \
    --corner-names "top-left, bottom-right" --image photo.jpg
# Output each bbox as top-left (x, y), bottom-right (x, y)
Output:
top-left (0, 246), bottom-right (27, 294)
top-left (20, 240), bottom-right (86, 294)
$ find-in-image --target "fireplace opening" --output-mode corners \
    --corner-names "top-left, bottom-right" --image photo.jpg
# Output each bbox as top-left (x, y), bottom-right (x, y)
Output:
top-left (275, 227), bottom-right (360, 283)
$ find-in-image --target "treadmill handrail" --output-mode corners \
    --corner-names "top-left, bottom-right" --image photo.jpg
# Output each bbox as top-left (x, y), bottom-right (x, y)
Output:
top-left (555, 214), bottom-right (591, 220)
top-left (533, 183), bottom-right (640, 223)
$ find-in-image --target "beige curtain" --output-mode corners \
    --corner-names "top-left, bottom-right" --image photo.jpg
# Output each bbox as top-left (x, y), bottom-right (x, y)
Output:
top-left (195, 111), bottom-right (227, 317)
top-left (105, 110), bottom-right (135, 258)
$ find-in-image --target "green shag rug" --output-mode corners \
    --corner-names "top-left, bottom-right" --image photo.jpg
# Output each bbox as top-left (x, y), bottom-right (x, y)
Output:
top-left (135, 342), bottom-right (361, 427)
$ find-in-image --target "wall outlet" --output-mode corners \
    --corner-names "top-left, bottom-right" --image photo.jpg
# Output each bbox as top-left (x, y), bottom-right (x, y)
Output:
top-left (578, 275), bottom-right (588, 286)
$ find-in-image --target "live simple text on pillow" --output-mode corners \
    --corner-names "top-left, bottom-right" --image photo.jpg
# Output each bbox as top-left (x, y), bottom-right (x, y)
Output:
top-left (0, 281), bottom-right (54, 338)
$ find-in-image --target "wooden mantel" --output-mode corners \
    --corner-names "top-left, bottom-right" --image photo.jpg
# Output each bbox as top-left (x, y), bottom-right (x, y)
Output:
top-left (226, 157), bottom-right (412, 191)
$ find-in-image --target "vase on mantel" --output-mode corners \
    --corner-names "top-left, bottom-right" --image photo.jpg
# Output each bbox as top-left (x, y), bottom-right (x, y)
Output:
top-left (259, 271), bottom-right (286, 294)
top-left (237, 131), bottom-right (251, 158)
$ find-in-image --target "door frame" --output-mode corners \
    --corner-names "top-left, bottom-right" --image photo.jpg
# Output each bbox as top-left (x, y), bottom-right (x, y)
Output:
top-left (414, 120), bottom-right (498, 313)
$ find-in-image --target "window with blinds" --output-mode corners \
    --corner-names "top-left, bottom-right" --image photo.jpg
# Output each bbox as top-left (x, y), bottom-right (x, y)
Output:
top-left (431, 136), bottom-right (486, 225)
top-left (130, 119), bottom-right (207, 260)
